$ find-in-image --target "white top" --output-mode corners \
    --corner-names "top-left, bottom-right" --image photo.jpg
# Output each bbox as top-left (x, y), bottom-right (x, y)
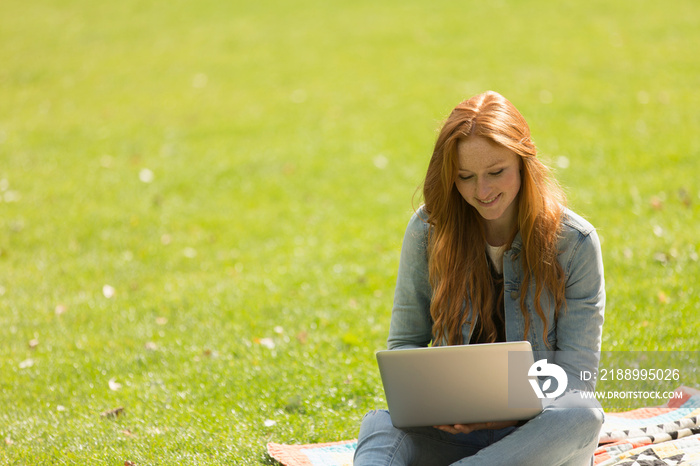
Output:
top-left (486, 243), bottom-right (506, 275)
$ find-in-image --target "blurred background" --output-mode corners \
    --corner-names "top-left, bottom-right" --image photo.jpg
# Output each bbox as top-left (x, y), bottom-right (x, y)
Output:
top-left (1, 0), bottom-right (698, 463)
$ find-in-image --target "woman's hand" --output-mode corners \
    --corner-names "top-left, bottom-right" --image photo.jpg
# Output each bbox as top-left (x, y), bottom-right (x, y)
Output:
top-left (433, 420), bottom-right (519, 435)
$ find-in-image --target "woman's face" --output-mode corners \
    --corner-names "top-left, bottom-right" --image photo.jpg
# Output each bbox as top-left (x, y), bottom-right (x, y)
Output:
top-left (455, 136), bottom-right (522, 239)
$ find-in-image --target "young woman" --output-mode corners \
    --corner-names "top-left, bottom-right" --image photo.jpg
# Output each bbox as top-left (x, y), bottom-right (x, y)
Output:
top-left (354, 91), bottom-right (605, 465)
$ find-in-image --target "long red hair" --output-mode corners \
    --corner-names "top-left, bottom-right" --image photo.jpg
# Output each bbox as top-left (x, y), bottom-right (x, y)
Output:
top-left (422, 91), bottom-right (566, 346)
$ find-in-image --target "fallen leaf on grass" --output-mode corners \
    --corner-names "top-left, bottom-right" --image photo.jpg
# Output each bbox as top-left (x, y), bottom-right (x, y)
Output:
top-left (103, 285), bottom-right (116, 299)
top-left (653, 252), bottom-right (669, 264)
top-left (194, 348), bottom-right (218, 361)
top-left (139, 168), bottom-right (154, 183)
top-left (202, 349), bottom-right (218, 358)
top-left (125, 461), bottom-right (136, 466)
top-left (144, 342), bottom-right (158, 351)
top-left (109, 378), bottom-right (123, 391)
top-left (19, 358), bottom-right (34, 369)
top-left (679, 188), bottom-right (692, 207)
top-left (256, 337), bottom-right (275, 349)
top-left (101, 406), bottom-right (125, 418)
top-left (55, 304), bottom-right (67, 315)
top-left (28, 339), bottom-right (39, 349)
top-left (4, 436), bottom-right (12, 445)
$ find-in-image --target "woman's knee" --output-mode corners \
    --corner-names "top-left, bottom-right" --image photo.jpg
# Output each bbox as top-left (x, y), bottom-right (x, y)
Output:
top-left (542, 406), bottom-right (604, 445)
top-left (357, 409), bottom-right (401, 447)
top-left (355, 410), bottom-right (409, 465)
top-left (578, 407), bottom-right (604, 439)
top-left (359, 410), bottom-right (393, 433)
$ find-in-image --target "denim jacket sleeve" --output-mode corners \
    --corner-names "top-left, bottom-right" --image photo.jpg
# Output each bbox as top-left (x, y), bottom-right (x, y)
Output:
top-left (552, 213), bottom-right (606, 392)
top-left (387, 209), bottom-right (433, 349)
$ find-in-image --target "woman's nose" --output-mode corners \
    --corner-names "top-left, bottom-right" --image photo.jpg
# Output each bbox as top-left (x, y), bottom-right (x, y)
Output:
top-left (476, 178), bottom-right (491, 198)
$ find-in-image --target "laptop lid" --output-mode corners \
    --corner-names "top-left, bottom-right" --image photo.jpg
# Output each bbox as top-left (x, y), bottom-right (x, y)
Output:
top-left (376, 341), bottom-right (543, 428)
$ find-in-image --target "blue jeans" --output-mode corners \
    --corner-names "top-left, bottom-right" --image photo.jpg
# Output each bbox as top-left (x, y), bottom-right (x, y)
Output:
top-left (354, 404), bottom-right (603, 465)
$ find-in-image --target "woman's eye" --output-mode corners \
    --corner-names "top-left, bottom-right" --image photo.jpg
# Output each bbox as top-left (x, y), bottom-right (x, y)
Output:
top-left (458, 175), bottom-right (473, 181)
top-left (490, 169), bottom-right (504, 176)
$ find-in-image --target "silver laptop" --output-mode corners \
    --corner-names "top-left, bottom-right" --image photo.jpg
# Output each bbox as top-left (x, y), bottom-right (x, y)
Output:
top-left (376, 341), bottom-right (543, 428)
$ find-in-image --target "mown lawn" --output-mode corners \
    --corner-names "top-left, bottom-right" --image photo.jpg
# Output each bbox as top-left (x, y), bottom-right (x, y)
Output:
top-left (1, 0), bottom-right (698, 463)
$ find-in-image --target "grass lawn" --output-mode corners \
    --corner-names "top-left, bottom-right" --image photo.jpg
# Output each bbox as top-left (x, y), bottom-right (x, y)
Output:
top-left (1, 0), bottom-right (699, 463)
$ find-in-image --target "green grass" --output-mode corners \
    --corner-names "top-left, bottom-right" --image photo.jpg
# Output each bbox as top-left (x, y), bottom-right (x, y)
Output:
top-left (1, 0), bottom-right (699, 463)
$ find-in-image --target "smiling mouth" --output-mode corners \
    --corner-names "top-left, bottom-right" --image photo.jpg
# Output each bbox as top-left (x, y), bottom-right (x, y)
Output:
top-left (477, 194), bottom-right (501, 205)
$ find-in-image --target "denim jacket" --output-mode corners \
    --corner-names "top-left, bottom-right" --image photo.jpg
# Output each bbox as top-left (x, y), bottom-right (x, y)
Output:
top-left (387, 206), bottom-right (605, 392)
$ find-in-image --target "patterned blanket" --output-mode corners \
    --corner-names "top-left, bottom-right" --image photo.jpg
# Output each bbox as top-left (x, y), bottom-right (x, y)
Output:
top-left (594, 386), bottom-right (700, 465)
top-left (268, 387), bottom-right (700, 466)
